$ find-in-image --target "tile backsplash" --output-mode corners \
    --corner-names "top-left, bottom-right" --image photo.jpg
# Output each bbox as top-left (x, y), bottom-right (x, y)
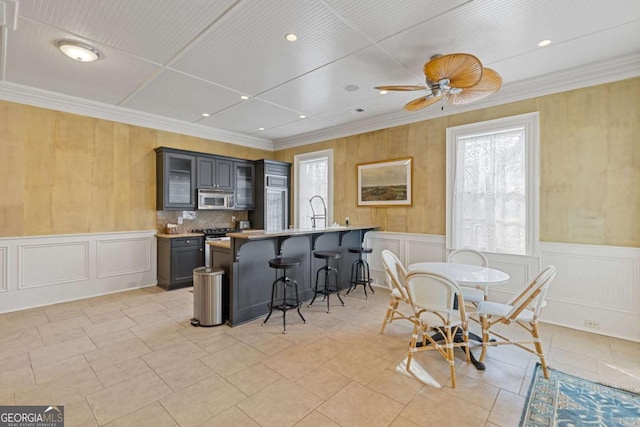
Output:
top-left (157, 210), bottom-right (249, 234)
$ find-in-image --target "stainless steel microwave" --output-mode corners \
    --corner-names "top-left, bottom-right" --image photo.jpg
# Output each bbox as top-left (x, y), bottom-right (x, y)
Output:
top-left (197, 189), bottom-right (235, 210)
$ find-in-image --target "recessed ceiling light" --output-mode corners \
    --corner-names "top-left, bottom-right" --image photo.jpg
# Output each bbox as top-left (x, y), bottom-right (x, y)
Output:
top-left (202, 113), bottom-right (210, 117)
top-left (285, 33), bottom-right (297, 42)
top-left (56, 40), bottom-right (101, 62)
top-left (240, 95), bottom-right (250, 100)
top-left (379, 90), bottom-right (388, 95)
top-left (299, 115), bottom-right (306, 119)
top-left (538, 39), bottom-right (552, 47)
top-left (344, 84), bottom-right (359, 92)
top-left (258, 127), bottom-right (265, 131)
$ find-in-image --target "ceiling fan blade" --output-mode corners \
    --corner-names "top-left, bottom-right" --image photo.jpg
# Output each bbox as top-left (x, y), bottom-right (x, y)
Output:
top-left (447, 68), bottom-right (503, 106)
top-left (404, 94), bottom-right (443, 111)
top-left (424, 53), bottom-right (483, 88)
top-left (374, 85), bottom-right (427, 91)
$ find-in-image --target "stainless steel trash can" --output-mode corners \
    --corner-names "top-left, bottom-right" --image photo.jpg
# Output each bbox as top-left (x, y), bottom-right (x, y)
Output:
top-left (191, 267), bottom-right (225, 327)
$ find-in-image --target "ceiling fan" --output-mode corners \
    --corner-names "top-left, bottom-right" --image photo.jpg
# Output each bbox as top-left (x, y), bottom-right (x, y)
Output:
top-left (376, 53), bottom-right (502, 111)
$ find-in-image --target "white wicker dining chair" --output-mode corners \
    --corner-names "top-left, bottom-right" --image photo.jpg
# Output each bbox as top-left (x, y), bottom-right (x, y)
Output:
top-left (476, 265), bottom-right (557, 379)
top-left (379, 250), bottom-right (412, 334)
top-left (404, 270), bottom-right (471, 388)
top-left (447, 249), bottom-right (490, 305)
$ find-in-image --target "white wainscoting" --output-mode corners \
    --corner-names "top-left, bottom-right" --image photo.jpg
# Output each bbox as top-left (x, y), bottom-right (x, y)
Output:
top-left (364, 231), bottom-right (640, 342)
top-left (0, 231), bottom-right (157, 314)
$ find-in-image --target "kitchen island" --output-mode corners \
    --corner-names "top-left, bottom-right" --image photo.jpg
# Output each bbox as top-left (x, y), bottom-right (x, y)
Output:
top-left (210, 225), bottom-right (377, 326)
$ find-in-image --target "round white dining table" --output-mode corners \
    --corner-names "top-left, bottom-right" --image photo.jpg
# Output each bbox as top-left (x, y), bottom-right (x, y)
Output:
top-left (408, 262), bottom-right (510, 286)
top-left (407, 261), bottom-right (510, 371)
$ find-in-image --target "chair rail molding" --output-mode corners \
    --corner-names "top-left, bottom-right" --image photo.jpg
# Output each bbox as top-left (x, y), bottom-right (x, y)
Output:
top-left (0, 231), bottom-right (157, 314)
top-left (364, 231), bottom-right (640, 342)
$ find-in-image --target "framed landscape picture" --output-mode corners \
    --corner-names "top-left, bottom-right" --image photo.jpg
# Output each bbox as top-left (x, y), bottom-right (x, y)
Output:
top-left (357, 157), bottom-right (412, 206)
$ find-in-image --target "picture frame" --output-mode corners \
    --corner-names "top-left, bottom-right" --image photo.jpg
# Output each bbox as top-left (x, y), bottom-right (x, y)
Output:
top-left (357, 157), bottom-right (412, 206)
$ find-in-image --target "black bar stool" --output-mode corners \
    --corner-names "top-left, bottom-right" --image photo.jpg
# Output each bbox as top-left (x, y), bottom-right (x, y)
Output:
top-left (262, 257), bottom-right (305, 334)
top-left (309, 250), bottom-right (344, 313)
top-left (345, 247), bottom-right (374, 299)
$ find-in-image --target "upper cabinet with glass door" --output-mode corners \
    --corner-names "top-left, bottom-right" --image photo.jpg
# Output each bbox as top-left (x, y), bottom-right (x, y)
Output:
top-left (234, 161), bottom-right (255, 210)
top-left (155, 148), bottom-right (196, 210)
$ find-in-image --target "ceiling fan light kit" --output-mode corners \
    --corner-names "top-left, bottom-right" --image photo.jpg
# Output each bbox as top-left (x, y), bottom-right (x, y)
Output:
top-left (375, 52), bottom-right (502, 111)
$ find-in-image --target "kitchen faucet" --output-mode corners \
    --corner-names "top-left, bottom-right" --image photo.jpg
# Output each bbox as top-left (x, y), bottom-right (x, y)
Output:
top-left (309, 195), bottom-right (327, 228)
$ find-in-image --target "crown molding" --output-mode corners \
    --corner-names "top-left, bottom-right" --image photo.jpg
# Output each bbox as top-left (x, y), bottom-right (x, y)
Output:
top-left (272, 52), bottom-right (640, 150)
top-left (1, 53), bottom-right (638, 153)
top-left (0, 81), bottom-right (274, 151)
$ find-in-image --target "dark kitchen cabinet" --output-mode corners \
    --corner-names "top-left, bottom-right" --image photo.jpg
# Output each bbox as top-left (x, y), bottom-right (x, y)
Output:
top-left (197, 156), bottom-right (233, 190)
top-left (234, 161), bottom-right (255, 210)
top-left (155, 148), bottom-right (197, 210)
top-left (157, 236), bottom-right (204, 290)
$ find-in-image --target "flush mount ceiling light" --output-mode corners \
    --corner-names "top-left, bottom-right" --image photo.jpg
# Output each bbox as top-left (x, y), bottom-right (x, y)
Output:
top-left (56, 40), bottom-right (101, 62)
top-left (202, 113), bottom-right (210, 117)
top-left (258, 127), bottom-right (265, 131)
top-left (240, 95), bottom-right (250, 100)
top-left (379, 90), bottom-right (388, 95)
top-left (299, 115), bottom-right (306, 119)
top-left (285, 33), bottom-right (297, 42)
top-left (538, 39), bottom-right (552, 47)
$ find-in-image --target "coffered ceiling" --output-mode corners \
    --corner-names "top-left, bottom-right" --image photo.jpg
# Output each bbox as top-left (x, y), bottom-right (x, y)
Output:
top-left (0, 0), bottom-right (639, 150)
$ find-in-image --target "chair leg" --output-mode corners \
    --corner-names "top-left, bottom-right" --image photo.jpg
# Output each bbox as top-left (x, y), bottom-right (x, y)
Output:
top-left (293, 280), bottom-right (306, 324)
top-left (479, 316), bottom-right (489, 362)
top-left (531, 322), bottom-right (549, 379)
top-left (308, 267), bottom-right (322, 308)
top-left (380, 296), bottom-right (398, 335)
top-left (446, 327), bottom-right (456, 388)
top-left (379, 297), bottom-right (395, 334)
top-left (262, 279), bottom-right (278, 325)
top-left (406, 321), bottom-right (420, 371)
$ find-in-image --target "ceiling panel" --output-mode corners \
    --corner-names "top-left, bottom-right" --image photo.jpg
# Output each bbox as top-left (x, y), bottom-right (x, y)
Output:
top-left (199, 99), bottom-right (302, 135)
top-left (6, 19), bottom-right (160, 105)
top-left (315, 90), bottom-right (421, 127)
top-left (323, 0), bottom-right (470, 42)
top-left (378, 0), bottom-right (640, 82)
top-left (259, 47), bottom-right (420, 116)
top-left (121, 69), bottom-right (244, 122)
top-left (17, 0), bottom-right (238, 63)
top-left (170, 0), bottom-right (371, 95)
top-left (493, 22), bottom-right (640, 83)
top-left (254, 116), bottom-right (337, 139)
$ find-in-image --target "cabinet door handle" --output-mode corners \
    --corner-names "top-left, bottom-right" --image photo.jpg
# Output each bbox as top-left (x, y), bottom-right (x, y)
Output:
top-left (200, 248), bottom-right (203, 252)
top-left (186, 240), bottom-right (190, 244)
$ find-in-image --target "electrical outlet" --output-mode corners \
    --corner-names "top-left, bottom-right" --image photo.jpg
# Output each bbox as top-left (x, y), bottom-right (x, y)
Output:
top-left (177, 217), bottom-right (183, 225)
top-left (232, 216), bottom-right (237, 222)
top-left (584, 320), bottom-right (600, 329)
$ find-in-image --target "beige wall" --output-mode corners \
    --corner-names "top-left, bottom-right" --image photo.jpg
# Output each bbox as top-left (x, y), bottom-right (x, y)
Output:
top-left (275, 78), bottom-right (640, 248)
top-left (0, 101), bottom-right (273, 237)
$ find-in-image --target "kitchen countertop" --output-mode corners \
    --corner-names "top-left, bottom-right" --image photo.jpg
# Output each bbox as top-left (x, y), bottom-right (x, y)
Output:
top-left (226, 225), bottom-right (377, 240)
top-left (156, 232), bottom-right (204, 239)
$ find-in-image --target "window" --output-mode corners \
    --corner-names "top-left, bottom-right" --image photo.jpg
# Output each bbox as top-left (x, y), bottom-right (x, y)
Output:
top-left (446, 113), bottom-right (539, 256)
top-left (294, 149), bottom-right (333, 228)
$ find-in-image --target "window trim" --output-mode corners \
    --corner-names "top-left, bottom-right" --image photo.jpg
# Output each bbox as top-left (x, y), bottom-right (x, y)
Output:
top-left (445, 112), bottom-right (540, 256)
top-left (293, 149), bottom-right (333, 228)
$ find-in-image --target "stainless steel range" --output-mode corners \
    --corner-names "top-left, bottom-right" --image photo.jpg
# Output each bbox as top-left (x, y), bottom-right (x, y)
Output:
top-left (191, 228), bottom-right (237, 267)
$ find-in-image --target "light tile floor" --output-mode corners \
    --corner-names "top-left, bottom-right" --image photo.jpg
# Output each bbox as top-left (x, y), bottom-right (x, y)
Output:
top-left (1, 285), bottom-right (639, 426)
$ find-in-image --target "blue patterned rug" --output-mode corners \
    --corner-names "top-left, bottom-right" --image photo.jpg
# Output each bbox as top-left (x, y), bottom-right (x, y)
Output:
top-left (520, 363), bottom-right (640, 426)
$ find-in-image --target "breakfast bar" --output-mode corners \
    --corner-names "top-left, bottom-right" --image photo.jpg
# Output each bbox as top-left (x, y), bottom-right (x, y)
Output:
top-left (210, 225), bottom-right (376, 326)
